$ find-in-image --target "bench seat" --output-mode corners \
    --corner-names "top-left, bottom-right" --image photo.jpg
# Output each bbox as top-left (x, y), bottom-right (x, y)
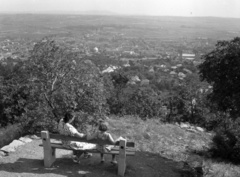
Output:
top-left (39, 142), bottom-right (135, 155)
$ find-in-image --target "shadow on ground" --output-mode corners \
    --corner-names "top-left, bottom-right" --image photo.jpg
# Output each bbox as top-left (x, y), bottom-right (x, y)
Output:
top-left (0, 140), bottom-right (195, 177)
top-left (0, 152), bottom-right (192, 177)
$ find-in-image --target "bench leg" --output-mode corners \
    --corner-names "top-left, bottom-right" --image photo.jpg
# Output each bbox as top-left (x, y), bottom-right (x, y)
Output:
top-left (41, 131), bottom-right (56, 167)
top-left (43, 147), bottom-right (56, 167)
top-left (118, 140), bottom-right (126, 176)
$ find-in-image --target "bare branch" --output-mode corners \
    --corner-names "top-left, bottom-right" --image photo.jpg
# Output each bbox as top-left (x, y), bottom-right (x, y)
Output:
top-left (51, 76), bottom-right (58, 91)
top-left (43, 93), bottom-right (58, 119)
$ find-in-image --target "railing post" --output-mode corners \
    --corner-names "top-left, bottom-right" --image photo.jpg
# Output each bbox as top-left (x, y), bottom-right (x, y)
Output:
top-left (41, 131), bottom-right (56, 167)
top-left (118, 139), bottom-right (126, 176)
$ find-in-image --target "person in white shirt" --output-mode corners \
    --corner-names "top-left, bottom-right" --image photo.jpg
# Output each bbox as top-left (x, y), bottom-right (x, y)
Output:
top-left (58, 112), bottom-right (92, 163)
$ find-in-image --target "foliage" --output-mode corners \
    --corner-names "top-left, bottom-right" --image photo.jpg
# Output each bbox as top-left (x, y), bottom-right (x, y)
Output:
top-left (0, 58), bottom-right (29, 127)
top-left (0, 123), bottom-right (24, 148)
top-left (0, 36), bottom-right (225, 133)
top-left (199, 37), bottom-right (240, 118)
top-left (124, 86), bottom-right (162, 118)
top-left (102, 62), bottom-right (214, 123)
top-left (197, 37), bottom-right (240, 164)
top-left (25, 38), bottom-right (107, 131)
top-left (211, 118), bottom-right (240, 164)
top-left (106, 71), bottom-right (129, 115)
top-left (106, 69), bottom-right (164, 118)
top-left (0, 38), bottom-right (107, 132)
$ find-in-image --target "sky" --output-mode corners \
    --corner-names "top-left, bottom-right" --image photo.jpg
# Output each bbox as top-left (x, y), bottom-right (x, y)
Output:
top-left (0, 0), bottom-right (240, 18)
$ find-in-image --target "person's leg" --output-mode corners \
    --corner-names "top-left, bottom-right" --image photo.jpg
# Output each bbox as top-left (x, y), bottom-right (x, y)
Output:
top-left (111, 154), bottom-right (117, 164)
top-left (72, 150), bottom-right (78, 163)
top-left (76, 151), bottom-right (84, 159)
top-left (83, 151), bottom-right (92, 158)
top-left (72, 150), bottom-right (83, 163)
top-left (100, 153), bottom-right (105, 163)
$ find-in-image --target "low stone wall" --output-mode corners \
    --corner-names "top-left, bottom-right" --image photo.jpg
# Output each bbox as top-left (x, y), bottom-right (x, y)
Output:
top-left (0, 135), bottom-right (39, 156)
top-left (0, 124), bottom-right (25, 149)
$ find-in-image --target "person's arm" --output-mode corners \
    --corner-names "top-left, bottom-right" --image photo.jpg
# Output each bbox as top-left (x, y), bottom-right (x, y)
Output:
top-left (114, 136), bottom-right (126, 145)
top-left (108, 133), bottom-right (116, 145)
top-left (74, 132), bottom-right (86, 138)
top-left (69, 125), bottom-right (85, 138)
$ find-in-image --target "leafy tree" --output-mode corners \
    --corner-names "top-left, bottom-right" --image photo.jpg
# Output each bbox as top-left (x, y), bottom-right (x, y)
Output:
top-left (125, 86), bottom-right (162, 118)
top-left (25, 38), bottom-right (107, 131)
top-left (199, 37), bottom-right (240, 163)
top-left (107, 71), bottom-right (129, 115)
top-left (199, 37), bottom-right (240, 118)
top-left (0, 38), bottom-right (107, 132)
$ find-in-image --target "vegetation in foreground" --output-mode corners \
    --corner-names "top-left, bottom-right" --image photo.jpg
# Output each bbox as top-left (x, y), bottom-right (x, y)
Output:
top-left (2, 115), bottom-right (240, 177)
top-left (107, 116), bottom-right (240, 177)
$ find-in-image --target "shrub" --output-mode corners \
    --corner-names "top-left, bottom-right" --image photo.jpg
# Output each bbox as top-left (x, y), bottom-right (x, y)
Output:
top-left (0, 124), bottom-right (24, 148)
top-left (0, 59), bottom-right (28, 127)
top-left (211, 118), bottom-right (240, 163)
top-left (123, 86), bottom-right (162, 118)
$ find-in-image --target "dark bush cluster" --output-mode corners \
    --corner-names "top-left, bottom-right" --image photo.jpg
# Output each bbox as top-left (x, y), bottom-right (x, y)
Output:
top-left (211, 118), bottom-right (240, 163)
top-left (107, 84), bottom-right (163, 118)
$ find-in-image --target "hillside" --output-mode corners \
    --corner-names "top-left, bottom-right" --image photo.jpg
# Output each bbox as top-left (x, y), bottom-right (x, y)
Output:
top-left (1, 116), bottom-right (240, 177)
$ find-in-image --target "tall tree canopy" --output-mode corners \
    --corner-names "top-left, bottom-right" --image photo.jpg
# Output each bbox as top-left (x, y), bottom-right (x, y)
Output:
top-left (28, 38), bottom-right (106, 123)
top-left (199, 37), bottom-right (240, 118)
top-left (0, 38), bottom-right (107, 131)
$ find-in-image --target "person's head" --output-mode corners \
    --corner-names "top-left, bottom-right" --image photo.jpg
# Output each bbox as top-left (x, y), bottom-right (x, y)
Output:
top-left (63, 112), bottom-right (75, 123)
top-left (98, 122), bottom-right (108, 132)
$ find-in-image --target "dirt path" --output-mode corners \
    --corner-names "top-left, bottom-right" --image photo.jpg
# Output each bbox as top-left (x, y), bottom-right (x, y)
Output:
top-left (0, 139), bottom-right (185, 177)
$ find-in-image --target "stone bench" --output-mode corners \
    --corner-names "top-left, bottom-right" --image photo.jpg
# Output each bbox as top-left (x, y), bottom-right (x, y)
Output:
top-left (39, 131), bottom-right (135, 176)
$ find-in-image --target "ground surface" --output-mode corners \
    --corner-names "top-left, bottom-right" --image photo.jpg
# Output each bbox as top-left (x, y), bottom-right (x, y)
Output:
top-left (0, 138), bottom-right (186, 177)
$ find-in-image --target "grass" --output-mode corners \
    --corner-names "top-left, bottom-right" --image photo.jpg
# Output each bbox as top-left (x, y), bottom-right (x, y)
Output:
top-left (104, 115), bottom-right (240, 177)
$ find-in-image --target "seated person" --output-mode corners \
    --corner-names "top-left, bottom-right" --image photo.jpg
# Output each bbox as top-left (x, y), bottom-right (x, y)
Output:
top-left (87, 121), bottom-right (119, 164)
top-left (58, 112), bottom-right (92, 164)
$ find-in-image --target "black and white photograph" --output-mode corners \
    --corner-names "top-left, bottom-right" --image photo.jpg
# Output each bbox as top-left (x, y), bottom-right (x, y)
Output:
top-left (0, 0), bottom-right (240, 176)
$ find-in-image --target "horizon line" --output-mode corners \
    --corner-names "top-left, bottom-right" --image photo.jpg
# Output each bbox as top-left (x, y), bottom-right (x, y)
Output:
top-left (0, 11), bottom-right (240, 19)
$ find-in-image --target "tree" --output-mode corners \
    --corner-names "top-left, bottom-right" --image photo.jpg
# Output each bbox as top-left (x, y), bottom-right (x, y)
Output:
top-left (199, 37), bottom-right (240, 163)
top-left (16, 38), bottom-right (106, 132)
top-left (199, 37), bottom-right (240, 118)
top-left (125, 86), bottom-right (162, 118)
top-left (107, 71), bottom-right (129, 115)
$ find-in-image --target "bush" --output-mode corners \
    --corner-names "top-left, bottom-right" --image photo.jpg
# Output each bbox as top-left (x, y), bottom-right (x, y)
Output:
top-left (122, 86), bottom-right (162, 118)
top-left (211, 118), bottom-right (240, 163)
top-left (0, 124), bottom-right (24, 148)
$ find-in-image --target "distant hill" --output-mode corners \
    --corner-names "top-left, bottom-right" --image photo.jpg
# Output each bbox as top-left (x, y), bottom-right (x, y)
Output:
top-left (78, 10), bottom-right (119, 16)
top-left (0, 10), bottom-right (119, 16)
